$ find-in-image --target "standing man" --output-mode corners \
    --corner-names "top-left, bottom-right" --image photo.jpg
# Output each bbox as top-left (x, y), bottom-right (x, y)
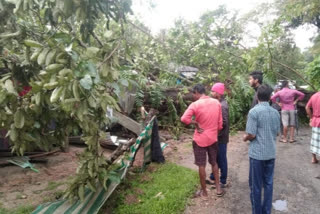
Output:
top-left (306, 91), bottom-right (320, 164)
top-left (181, 84), bottom-right (224, 199)
top-left (249, 71), bottom-right (263, 108)
top-left (271, 80), bottom-right (305, 143)
top-left (243, 84), bottom-right (280, 214)
top-left (209, 83), bottom-right (230, 188)
top-left (271, 85), bottom-right (283, 136)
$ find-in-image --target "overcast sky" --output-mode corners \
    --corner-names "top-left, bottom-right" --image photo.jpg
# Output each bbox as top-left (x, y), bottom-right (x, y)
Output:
top-left (131, 0), bottom-right (318, 50)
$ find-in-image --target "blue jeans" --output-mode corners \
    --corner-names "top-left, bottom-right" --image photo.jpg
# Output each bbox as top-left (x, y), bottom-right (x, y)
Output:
top-left (210, 143), bottom-right (228, 184)
top-left (249, 158), bottom-right (275, 214)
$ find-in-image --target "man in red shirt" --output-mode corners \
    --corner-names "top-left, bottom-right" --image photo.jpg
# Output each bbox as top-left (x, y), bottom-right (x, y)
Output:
top-left (306, 91), bottom-right (320, 164)
top-left (181, 84), bottom-right (224, 199)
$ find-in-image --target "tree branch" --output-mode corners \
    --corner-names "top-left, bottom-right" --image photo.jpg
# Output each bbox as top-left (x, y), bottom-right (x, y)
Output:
top-left (273, 59), bottom-right (317, 90)
top-left (90, 31), bottom-right (103, 48)
top-left (98, 40), bottom-right (121, 68)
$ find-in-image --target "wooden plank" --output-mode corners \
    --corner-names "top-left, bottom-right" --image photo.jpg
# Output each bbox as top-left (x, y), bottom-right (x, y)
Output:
top-left (113, 111), bottom-right (143, 136)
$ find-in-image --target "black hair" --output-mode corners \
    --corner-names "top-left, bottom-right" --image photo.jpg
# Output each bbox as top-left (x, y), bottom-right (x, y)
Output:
top-left (257, 84), bottom-right (273, 102)
top-left (250, 70), bottom-right (263, 84)
top-left (192, 84), bottom-right (206, 94)
top-left (281, 80), bottom-right (289, 88)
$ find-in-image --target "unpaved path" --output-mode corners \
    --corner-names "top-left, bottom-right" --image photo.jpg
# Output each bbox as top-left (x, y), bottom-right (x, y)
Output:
top-left (165, 126), bottom-right (320, 214)
top-left (0, 146), bottom-right (113, 209)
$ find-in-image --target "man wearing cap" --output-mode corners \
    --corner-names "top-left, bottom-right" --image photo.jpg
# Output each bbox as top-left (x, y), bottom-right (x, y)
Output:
top-left (181, 84), bottom-right (224, 199)
top-left (209, 83), bottom-right (230, 188)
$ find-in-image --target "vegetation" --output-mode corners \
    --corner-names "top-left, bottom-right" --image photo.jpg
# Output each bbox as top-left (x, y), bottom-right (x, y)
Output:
top-left (0, 0), bottom-right (319, 204)
top-left (101, 163), bottom-right (198, 214)
top-left (0, 205), bottom-right (34, 214)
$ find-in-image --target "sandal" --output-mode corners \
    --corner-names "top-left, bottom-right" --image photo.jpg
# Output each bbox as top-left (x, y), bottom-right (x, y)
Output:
top-left (205, 179), bottom-right (215, 185)
top-left (289, 140), bottom-right (296, 143)
top-left (312, 159), bottom-right (319, 164)
top-left (220, 183), bottom-right (230, 188)
top-left (279, 139), bottom-right (287, 143)
top-left (211, 182), bottom-right (229, 189)
top-left (216, 190), bottom-right (225, 197)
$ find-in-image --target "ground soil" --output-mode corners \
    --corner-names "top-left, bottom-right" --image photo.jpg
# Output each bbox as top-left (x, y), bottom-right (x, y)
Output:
top-left (0, 126), bottom-right (319, 214)
top-left (0, 146), bottom-right (113, 209)
top-left (164, 127), bottom-right (320, 214)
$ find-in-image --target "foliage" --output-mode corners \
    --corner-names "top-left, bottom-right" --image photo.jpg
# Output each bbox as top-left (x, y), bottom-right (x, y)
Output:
top-left (1, 0), bottom-right (319, 206)
top-left (0, 0), bottom-right (133, 201)
top-left (101, 163), bottom-right (198, 214)
top-left (276, 0), bottom-right (320, 29)
top-left (0, 204), bottom-right (34, 214)
top-left (305, 55), bottom-right (320, 90)
top-left (226, 75), bottom-right (253, 129)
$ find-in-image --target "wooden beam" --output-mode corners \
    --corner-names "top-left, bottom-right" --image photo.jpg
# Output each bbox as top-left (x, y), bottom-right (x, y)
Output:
top-left (113, 111), bottom-right (143, 136)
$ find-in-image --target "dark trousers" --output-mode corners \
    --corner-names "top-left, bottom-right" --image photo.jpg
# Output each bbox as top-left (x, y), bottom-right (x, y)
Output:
top-left (249, 158), bottom-right (275, 214)
top-left (210, 143), bottom-right (228, 184)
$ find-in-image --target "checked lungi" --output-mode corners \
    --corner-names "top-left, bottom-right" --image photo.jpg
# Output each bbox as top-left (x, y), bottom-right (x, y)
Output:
top-left (311, 127), bottom-right (320, 156)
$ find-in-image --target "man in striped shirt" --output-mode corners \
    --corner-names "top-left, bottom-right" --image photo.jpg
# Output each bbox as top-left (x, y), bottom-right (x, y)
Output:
top-left (243, 84), bottom-right (281, 214)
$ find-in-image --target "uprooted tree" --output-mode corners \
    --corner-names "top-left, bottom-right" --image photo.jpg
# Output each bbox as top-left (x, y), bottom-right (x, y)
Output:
top-left (0, 0), bottom-right (134, 201)
top-left (1, 0), bottom-right (319, 202)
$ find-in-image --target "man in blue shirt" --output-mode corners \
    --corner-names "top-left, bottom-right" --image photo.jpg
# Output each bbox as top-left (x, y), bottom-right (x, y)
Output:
top-left (243, 84), bottom-right (280, 214)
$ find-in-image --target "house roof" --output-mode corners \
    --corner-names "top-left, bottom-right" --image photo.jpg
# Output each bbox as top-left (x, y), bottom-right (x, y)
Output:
top-left (176, 66), bottom-right (199, 73)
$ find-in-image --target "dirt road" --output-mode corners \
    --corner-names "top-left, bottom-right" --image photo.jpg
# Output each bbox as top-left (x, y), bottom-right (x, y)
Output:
top-left (165, 126), bottom-right (320, 214)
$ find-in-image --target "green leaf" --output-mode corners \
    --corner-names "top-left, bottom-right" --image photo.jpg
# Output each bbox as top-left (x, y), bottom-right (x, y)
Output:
top-left (14, 110), bottom-right (25, 129)
top-left (24, 40), bottom-right (43, 48)
top-left (0, 91), bottom-right (7, 103)
top-left (86, 47), bottom-right (100, 57)
top-left (53, 32), bottom-right (72, 44)
top-left (50, 86), bottom-right (63, 103)
top-left (9, 127), bottom-right (18, 141)
top-left (87, 62), bottom-right (97, 77)
top-left (14, 0), bottom-right (22, 13)
top-left (4, 80), bottom-right (17, 95)
top-left (37, 48), bottom-right (50, 65)
top-left (78, 185), bottom-right (85, 201)
top-left (87, 180), bottom-right (97, 192)
top-left (88, 96), bottom-right (97, 108)
top-left (35, 92), bottom-right (41, 105)
top-left (45, 49), bottom-right (57, 66)
top-left (34, 122), bottom-right (41, 129)
top-left (80, 75), bottom-right (93, 90)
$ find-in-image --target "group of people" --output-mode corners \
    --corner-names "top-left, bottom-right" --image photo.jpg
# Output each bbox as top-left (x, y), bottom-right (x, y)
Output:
top-left (180, 70), bottom-right (320, 214)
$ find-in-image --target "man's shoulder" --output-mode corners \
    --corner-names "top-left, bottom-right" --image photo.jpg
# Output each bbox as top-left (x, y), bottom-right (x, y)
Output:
top-left (311, 92), bottom-right (320, 99)
top-left (250, 103), bottom-right (277, 114)
top-left (196, 97), bottom-right (219, 104)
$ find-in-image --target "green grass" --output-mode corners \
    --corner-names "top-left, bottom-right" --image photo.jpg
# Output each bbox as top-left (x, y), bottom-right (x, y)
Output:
top-left (45, 181), bottom-right (64, 191)
top-left (102, 162), bottom-right (198, 214)
top-left (0, 205), bottom-right (34, 214)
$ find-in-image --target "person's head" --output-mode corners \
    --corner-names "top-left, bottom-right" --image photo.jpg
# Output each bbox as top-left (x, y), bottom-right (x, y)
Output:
top-left (274, 85), bottom-right (281, 93)
top-left (192, 84), bottom-right (206, 101)
top-left (249, 71), bottom-right (263, 88)
top-left (211, 82), bottom-right (225, 100)
top-left (257, 84), bottom-right (273, 102)
top-left (281, 80), bottom-right (289, 89)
